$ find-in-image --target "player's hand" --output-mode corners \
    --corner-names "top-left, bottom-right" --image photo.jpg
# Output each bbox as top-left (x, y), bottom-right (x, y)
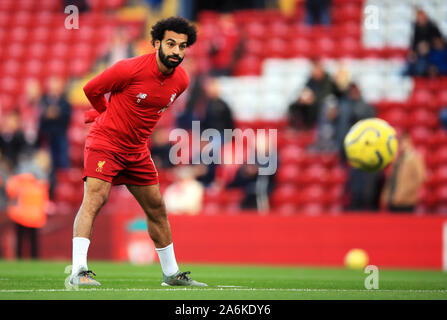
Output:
top-left (84, 109), bottom-right (100, 124)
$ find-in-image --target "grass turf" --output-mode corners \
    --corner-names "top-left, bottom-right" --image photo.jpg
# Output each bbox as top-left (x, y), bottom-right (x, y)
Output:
top-left (0, 260), bottom-right (446, 300)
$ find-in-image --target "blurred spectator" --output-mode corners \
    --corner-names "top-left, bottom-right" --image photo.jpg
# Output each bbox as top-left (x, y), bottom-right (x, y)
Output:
top-left (305, 0), bottom-right (331, 25)
top-left (288, 87), bottom-right (318, 130)
top-left (337, 83), bottom-right (376, 153)
top-left (18, 79), bottom-right (42, 146)
top-left (150, 128), bottom-right (173, 169)
top-left (38, 77), bottom-right (72, 198)
top-left (201, 77), bottom-right (235, 140)
top-left (164, 166), bottom-right (204, 215)
top-left (341, 84), bottom-right (380, 211)
top-left (177, 76), bottom-right (234, 145)
top-left (288, 60), bottom-right (339, 130)
top-left (380, 133), bottom-right (425, 213)
top-left (410, 9), bottom-right (442, 51)
top-left (428, 36), bottom-right (447, 76)
top-left (310, 83), bottom-right (375, 153)
top-left (38, 77), bottom-right (72, 170)
top-left (440, 108), bottom-right (447, 130)
top-left (406, 8), bottom-right (443, 77)
top-left (0, 112), bottom-right (29, 173)
top-left (208, 14), bottom-right (243, 76)
top-left (193, 140), bottom-right (217, 188)
top-left (346, 168), bottom-right (384, 212)
top-left (176, 59), bottom-right (206, 130)
top-left (102, 27), bottom-right (135, 66)
top-left (227, 135), bottom-right (277, 212)
top-left (0, 165), bottom-right (8, 225)
top-left (5, 150), bottom-right (50, 259)
top-left (309, 94), bottom-right (340, 152)
top-left (405, 41), bottom-right (431, 76)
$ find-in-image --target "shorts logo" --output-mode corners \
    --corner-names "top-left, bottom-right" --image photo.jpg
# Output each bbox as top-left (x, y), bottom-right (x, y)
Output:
top-left (96, 160), bottom-right (106, 173)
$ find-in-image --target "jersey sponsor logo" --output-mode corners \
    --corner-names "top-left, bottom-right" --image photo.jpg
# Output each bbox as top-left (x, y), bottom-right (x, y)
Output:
top-left (96, 160), bottom-right (106, 173)
top-left (136, 93), bottom-right (147, 103)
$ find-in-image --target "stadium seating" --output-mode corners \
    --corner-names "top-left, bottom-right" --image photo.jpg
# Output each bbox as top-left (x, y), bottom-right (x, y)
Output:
top-left (2, 0), bottom-right (445, 215)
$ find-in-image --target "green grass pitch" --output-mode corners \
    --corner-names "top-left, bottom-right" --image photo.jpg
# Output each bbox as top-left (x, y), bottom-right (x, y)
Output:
top-left (0, 260), bottom-right (446, 300)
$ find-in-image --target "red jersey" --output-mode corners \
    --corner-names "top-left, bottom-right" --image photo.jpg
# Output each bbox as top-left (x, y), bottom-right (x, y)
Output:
top-left (83, 53), bottom-right (189, 153)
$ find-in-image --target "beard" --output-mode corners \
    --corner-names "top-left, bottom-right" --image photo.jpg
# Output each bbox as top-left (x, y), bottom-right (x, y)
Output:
top-left (158, 45), bottom-right (184, 69)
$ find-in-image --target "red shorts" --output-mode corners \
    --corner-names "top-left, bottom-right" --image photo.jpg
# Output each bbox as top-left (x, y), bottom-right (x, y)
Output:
top-left (83, 147), bottom-right (159, 186)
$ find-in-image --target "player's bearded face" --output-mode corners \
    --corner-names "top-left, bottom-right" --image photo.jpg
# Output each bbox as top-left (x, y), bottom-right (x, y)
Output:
top-left (159, 43), bottom-right (184, 69)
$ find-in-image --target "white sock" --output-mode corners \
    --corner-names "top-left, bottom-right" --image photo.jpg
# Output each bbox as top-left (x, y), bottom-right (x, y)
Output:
top-left (155, 243), bottom-right (179, 276)
top-left (72, 237), bottom-right (90, 275)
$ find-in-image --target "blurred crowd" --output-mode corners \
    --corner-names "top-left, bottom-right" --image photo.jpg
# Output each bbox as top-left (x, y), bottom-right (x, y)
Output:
top-left (405, 9), bottom-right (447, 77)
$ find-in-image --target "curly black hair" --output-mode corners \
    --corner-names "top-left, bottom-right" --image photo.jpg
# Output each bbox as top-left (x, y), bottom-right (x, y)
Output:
top-left (150, 16), bottom-right (197, 47)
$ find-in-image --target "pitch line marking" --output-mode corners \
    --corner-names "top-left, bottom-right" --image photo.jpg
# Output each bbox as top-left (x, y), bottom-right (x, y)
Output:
top-left (1, 288), bottom-right (447, 294)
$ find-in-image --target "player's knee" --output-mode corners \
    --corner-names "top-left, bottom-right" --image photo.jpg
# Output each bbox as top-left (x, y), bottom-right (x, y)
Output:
top-left (144, 195), bottom-right (167, 221)
top-left (85, 186), bottom-right (110, 208)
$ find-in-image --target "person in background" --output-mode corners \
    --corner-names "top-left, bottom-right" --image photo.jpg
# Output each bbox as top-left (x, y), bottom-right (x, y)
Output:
top-left (305, 0), bottom-right (331, 25)
top-left (337, 83), bottom-right (376, 154)
top-left (38, 77), bottom-right (72, 197)
top-left (102, 27), bottom-right (135, 67)
top-left (208, 14), bottom-right (242, 76)
top-left (410, 8), bottom-right (442, 51)
top-left (149, 128), bottom-right (174, 169)
top-left (163, 166), bottom-right (204, 215)
top-left (288, 59), bottom-right (339, 130)
top-left (309, 94), bottom-right (340, 152)
top-left (201, 77), bottom-right (235, 140)
top-left (406, 8), bottom-right (443, 77)
top-left (380, 133), bottom-right (426, 213)
top-left (0, 112), bottom-right (29, 174)
top-left (18, 79), bottom-right (42, 146)
top-left (428, 36), bottom-right (447, 76)
top-left (227, 134), bottom-right (277, 212)
top-left (340, 83), bottom-right (381, 211)
top-left (405, 41), bottom-right (432, 76)
top-left (5, 149), bottom-right (51, 259)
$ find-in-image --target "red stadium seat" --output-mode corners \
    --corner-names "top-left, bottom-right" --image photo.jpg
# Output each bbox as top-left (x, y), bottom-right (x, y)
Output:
top-left (301, 203), bottom-right (325, 215)
top-left (233, 55), bottom-right (262, 76)
top-left (273, 203), bottom-right (298, 216)
top-left (380, 109), bottom-right (408, 131)
top-left (279, 145), bottom-right (305, 166)
top-left (244, 39), bottom-right (264, 58)
top-left (410, 126), bottom-right (433, 148)
top-left (244, 21), bottom-right (266, 40)
top-left (338, 37), bottom-right (361, 58)
top-left (432, 129), bottom-right (447, 147)
top-left (290, 38), bottom-right (312, 57)
top-left (28, 43), bottom-right (48, 60)
top-left (408, 109), bottom-right (438, 128)
top-left (435, 90), bottom-right (447, 109)
top-left (431, 149), bottom-right (447, 169)
top-left (269, 21), bottom-right (291, 39)
top-left (300, 165), bottom-right (328, 185)
top-left (434, 186), bottom-right (447, 204)
top-left (432, 166), bottom-right (447, 185)
top-left (326, 167), bottom-right (348, 185)
top-left (264, 38), bottom-right (288, 58)
top-left (408, 89), bottom-right (437, 111)
top-left (270, 184), bottom-right (299, 207)
top-left (276, 164), bottom-right (300, 184)
top-left (301, 185), bottom-right (325, 204)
